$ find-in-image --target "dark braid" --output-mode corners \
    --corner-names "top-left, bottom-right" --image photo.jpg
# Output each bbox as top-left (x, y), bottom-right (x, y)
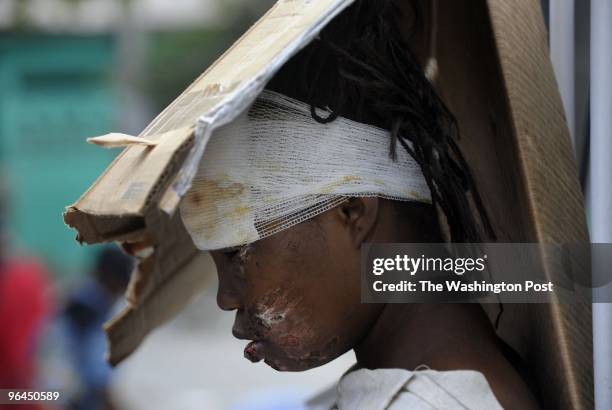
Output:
top-left (267, 0), bottom-right (494, 243)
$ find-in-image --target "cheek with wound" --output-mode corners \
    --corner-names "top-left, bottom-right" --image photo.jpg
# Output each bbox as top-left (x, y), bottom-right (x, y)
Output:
top-left (251, 287), bottom-right (343, 367)
top-left (251, 287), bottom-right (314, 353)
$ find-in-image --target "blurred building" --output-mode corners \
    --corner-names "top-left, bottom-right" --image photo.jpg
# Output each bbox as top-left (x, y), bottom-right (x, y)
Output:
top-left (0, 0), bottom-right (223, 31)
top-left (0, 33), bottom-right (117, 278)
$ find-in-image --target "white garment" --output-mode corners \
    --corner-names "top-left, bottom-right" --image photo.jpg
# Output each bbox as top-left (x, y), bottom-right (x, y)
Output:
top-left (308, 368), bottom-right (503, 410)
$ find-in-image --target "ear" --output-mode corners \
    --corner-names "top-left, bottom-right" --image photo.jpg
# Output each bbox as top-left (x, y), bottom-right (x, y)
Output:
top-left (335, 197), bottom-right (379, 248)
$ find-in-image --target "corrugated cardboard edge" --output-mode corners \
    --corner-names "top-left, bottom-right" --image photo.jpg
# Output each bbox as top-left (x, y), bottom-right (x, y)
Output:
top-left (104, 251), bottom-right (213, 365)
top-left (124, 208), bottom-right (199, 306)
top-left (486, 0), bottom-right (592, 408)
top-left (63, 127), bottom-right (195, 244)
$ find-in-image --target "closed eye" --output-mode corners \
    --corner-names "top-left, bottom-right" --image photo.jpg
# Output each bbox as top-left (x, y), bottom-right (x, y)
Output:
top-left (220, 246), bottom-right (241, 259)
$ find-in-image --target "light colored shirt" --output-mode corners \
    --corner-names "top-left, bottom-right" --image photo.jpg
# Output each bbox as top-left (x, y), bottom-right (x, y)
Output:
top-left (307, 368), bottom-right (503, 410)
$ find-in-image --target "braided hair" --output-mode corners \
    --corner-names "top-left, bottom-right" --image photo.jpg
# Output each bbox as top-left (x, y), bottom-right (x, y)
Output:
top-left (267, 0), bottom-right (493, 243)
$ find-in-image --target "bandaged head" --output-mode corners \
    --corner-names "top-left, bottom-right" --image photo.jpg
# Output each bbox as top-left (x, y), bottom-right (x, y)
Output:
top-left (179, 90), bottom-right (431, 251)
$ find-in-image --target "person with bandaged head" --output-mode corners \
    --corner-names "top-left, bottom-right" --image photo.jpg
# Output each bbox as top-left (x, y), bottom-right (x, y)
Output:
top-left (179, 1), bottom-right (540, 408)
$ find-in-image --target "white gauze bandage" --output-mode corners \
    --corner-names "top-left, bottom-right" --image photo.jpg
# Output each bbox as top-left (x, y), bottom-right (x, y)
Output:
top-left (179, 90), bottom-right (431, 250)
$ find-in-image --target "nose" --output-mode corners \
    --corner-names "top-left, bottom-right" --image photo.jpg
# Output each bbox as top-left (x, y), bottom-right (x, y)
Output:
top-left (217, 289), bottom-right (242, 311)
top-left (210, 250), bottom-right (244, 311)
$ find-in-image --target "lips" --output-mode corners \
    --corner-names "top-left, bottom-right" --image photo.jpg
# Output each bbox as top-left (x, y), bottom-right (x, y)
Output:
top-left (233, 316), bottom-right (268, 363)
top-left (244, 340), bottom-right (264, 362)
top-left (233, 328), bottom-right (265, 363)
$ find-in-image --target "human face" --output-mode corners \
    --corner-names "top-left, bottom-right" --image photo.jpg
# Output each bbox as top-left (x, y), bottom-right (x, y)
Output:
top-left (209, 207), bottom-right (382, 371)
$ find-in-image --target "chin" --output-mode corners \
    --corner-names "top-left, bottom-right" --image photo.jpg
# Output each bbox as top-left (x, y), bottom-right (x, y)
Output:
top-left (264, 350), bottom-right (339, 372)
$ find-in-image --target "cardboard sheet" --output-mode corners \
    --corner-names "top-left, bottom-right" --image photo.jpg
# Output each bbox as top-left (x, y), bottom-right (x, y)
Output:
top-left (64, 1), bottom-right (592, 408)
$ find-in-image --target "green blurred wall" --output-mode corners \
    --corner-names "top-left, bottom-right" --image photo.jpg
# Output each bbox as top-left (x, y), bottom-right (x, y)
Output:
top-left (0, 34), bottom-right (117, 279)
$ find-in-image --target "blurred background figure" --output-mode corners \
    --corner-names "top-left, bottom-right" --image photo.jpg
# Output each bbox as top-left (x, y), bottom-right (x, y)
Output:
top-left (0, 176), bottom-right (53, 410)
top-left (56, 246), bottom-right (132, 410)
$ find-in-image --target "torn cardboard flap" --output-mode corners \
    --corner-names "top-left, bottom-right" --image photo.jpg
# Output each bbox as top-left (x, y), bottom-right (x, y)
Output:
top-left (104, 251), bottom-right (214, 365)
top-left (125, 207), bottom-right (200, 307)
top-left (87, 133), bottom-right (158, 148)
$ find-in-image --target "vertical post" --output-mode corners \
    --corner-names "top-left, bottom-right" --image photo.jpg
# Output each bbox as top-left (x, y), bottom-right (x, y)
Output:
top-left (550, 0), bottom-right (576, 146)
top-left (591, 0), bottom-right (612, 408)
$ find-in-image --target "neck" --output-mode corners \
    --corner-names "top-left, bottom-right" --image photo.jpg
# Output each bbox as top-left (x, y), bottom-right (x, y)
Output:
top-left (354, 303), bottom-right (502, 371)
top-left (356, 201), bottom-right (502, 370)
